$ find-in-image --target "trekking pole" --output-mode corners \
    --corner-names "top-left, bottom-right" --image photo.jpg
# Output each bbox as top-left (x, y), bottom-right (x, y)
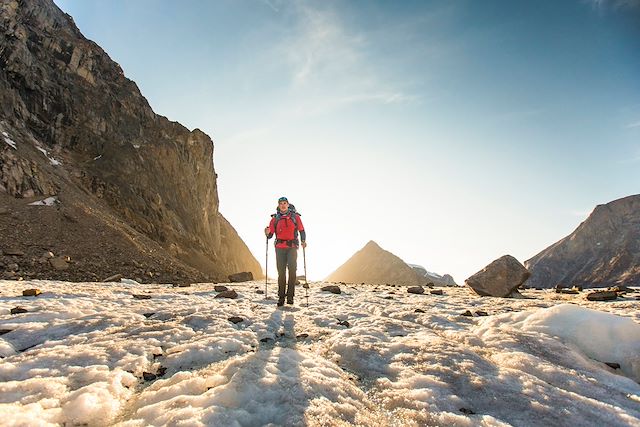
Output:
top-left (265, 236), bottom-right (269, 299)
top-left (303, 245), bottom-right (309, 307)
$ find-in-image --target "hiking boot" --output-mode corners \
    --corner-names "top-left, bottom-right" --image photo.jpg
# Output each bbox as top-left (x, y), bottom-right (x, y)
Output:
top-left (277, 299), bottom-right (285, 307)
top-left (287, 299), bottom-right (294, 305)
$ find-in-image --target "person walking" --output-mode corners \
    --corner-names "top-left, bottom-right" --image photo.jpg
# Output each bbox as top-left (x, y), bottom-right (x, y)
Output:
top-left (264, 196), bottom-right (306, 306)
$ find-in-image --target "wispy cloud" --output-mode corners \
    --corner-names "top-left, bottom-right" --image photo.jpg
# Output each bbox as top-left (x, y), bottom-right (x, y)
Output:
top-left (275, 3), bottom-right (417, 109)
top-left (259, 0), bottom-right (279, 13)
top-left (586, 0), bottom-right (640, 9)
top-left (625, 120), bottom-right (640, 129)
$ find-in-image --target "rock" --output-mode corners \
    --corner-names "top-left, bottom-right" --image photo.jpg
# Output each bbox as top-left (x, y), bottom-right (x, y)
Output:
top-left (143, 312), bottom-right (155, 318)
top-left (22, 288), bottom-right (42, 296)
top-left (7, 263), bottom-right (19, 272)
top-left (556, 288), bottom-right (579, 294)
top-left (586, 290), bottom-right (618, 301)
top-left (228, 316), bottom-right (243, 324)
top-left (337, 320), bottom-right (350, 327)
top-left (132, 294), bottom-right (151, 300)
top-left (430, 289), bottom-right (444, 295)
top-left (214, 285), bottom-right (229, 292)
top-left (407, 286), bottom-right (425, 294)
top-left (3, 248), bottom-right (25, 256)
top-left (475, 310), bottom-right (489, 316)
top-left (414, 308), bottom-right (426, 313)
top-left (384, 296), bottom-right (394, 300)
top-left (321, 285), bottom-right (341, 294)
top-left (260, 337), bottom-right (273, 343)
top-left (256, 289), bottom-right (264, 294)
top-left (0, 329), bottom-right (12, 335)
top-left (11, 306), bottom-right (28, 315)
top-left (142, 372), bottom-right (157, 381)
top-left (49, 256), bottom-right (69, 271)
top-left (465, 255), bottom-right (530, 297)
top-left (605, 362), bottom-right (621, 369)
top-left (228, 272), bottom-right (253, 282)
top-left (461, 310), bottom-right (473, 317)
top-left (156, 366), bottom-right (167, 377)
top-left (215, 290), bottom-right (238, 299)
top-left (460, 408), bottom-right (476, 415)
top-left (103, 273), bottom-right (123, 282)
top-left (296, 333), bottom-right (309, 340)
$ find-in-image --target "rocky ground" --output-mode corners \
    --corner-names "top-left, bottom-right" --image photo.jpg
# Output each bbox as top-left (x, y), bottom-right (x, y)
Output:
top-left (0, 192), bottom-right (217, 285)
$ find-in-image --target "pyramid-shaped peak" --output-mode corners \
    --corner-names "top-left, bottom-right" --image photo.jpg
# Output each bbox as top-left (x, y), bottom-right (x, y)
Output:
top-left (364, 240), bottom-right (381, 250)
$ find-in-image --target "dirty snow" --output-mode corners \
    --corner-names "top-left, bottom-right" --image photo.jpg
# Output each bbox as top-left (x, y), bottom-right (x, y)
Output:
top-left (0, 281), bottom-right (639, 426)
top-left (27, 197), bottom-right (59, 206)
top-left (35, 146), bottom-right (62, 166)
top-left (2, 131), bottom-right (17, 150)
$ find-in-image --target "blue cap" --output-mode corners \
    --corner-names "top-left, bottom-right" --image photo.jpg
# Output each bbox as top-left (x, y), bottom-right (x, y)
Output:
top-left (278, 196), bottom-right (288, 202)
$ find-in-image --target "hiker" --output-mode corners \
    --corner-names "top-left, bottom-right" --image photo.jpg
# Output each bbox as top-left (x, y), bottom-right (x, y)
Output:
top-left (264, 196), bottom-right (306, 306)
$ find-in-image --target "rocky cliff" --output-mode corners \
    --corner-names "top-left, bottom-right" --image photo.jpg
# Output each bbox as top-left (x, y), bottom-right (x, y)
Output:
top-left (525, 195), bottom-right (640, 288)
top-left (326, 241), bottom-right (431, 286)
top-left (0, 0), bottom-right (261, 282)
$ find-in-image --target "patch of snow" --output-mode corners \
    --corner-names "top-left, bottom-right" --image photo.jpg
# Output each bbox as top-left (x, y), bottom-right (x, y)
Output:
top-left (93, 155), bottom-right (102, 161)
top-left (35, 146), bottom-right (61, 166)
top-left (3, 134), bottom-right (17, 150)
top-left (28, 197), bottom-right (58, 206)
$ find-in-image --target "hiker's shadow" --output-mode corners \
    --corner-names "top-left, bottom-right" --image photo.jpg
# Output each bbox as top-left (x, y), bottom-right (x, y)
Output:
top-left (202, 309), bottom-right (310, 426)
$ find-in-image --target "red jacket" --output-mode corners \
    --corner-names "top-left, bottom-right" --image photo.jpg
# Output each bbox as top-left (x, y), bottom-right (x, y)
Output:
top-left (268, 211), bottom-right (305, 249)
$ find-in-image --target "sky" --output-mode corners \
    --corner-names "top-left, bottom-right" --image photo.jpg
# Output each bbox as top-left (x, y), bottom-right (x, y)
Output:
top-left (52, 0), bottom-right (640, 283)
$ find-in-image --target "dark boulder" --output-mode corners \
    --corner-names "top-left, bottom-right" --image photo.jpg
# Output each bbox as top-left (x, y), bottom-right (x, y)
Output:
top-left (465, 255), bottom-right (530, 297)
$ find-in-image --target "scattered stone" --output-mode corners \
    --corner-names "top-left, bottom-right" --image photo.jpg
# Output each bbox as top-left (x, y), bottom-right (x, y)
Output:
top-left (0, 329), bottom-right (12, 335)
top-left (132, 294), bottom-right (151, 300)
top-left (337, 320), bottom-right (350, 327)
top-left (143, 372), bottom-right (157, 381)
top-left (228, 272), bottom-right (253, 282)
top-left (573, 285), bottom-right (583, 292)
top-left (605, 362), bottom-right (621, 369)
top-left (461, 310), bottom-right (473, 317)
top-left (172, 283), bottom-right (191, 288)
top-left (22, 288), bottom-right (42, 297)
top-left (460, 408), bottom-right (476, 415)
top-left (11, 306), bottom-right (28, 315)
top-left (214, 285), bottom-right (229, 292)
top-left (475, 310), bottom-right (489, 316)
top-left (228, 316), bottom-right (244, 324)
top-left (156, 366), bottom-right (167, 377)
top-left (321, 285), bottom-right (341, 294)
top-left (49, 256), bottom-right (69, 271)
top-left (414, 308), bottom-right (426, 313)
top-left (586, 290), bottom-right (618, 301)
top-left (103, 273), bottom-right (123, 282)
top-left (296, 333), bottom-right (309, 340)
top-left (260, 337), bottom-right (273, 343)
top-left (3, 248), bottom-right (24, 256)
top-left (215, 290), bottom-right (238, 299)
top-left (384, 296), bottom-right (394, 300)
top-left (143, 312), bottom-right (155, 318)
top-left (256, 289), bottom-right (264, 294)
top-left (556, 288), bottom-right (579, 294)
top-left (465, 255), bottom-right (530, 297)
top-left (407, 286), bottom-right (424, 294)
top-left (430, 289), bottom-right (444, 295)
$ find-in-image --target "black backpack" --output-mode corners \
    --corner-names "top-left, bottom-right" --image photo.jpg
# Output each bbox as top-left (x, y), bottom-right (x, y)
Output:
top-left (272, 204), bottom-right (301, 229)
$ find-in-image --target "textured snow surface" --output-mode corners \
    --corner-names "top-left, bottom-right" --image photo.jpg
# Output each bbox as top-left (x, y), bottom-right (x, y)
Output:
top-left (1, 280), bottom-right (639, 426)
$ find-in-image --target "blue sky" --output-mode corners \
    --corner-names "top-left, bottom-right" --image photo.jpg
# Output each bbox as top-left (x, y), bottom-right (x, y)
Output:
top-left (54, 0), bottom-right (640, 282)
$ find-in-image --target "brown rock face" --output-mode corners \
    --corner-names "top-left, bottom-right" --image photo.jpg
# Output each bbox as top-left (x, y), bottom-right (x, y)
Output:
top-left (326, 241), bottom-right (426, 286)
top-left (525, 195), bottom-right (640, 288)
top-left (465, 255), bottom-right (530, 297)
top-left (0, 0), bottom-right (261, 280)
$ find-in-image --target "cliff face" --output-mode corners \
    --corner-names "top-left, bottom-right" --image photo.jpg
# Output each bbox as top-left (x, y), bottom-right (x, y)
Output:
top-left (525, 195), bottom-right (640, 288)
top-left (0, 0), bottom-right (260, 280)
top-left (326, 241), bottom-right (427, 286)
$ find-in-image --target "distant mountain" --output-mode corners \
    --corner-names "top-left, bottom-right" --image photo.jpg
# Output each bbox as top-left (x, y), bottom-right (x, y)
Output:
top-left (326, 241), bottom-right (455, 286)
top-left (525, 195), bottom-right (640, 288)
top-left (408, 264), bottom-right (457, 286)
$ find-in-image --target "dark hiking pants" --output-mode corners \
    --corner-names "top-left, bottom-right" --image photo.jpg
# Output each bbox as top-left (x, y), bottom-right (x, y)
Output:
top-left (276, 247), bottom-right (297, 303)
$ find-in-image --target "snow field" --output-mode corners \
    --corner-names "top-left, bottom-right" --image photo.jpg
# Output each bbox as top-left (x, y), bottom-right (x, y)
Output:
top-left (0, 280), bottom-right (639, 426)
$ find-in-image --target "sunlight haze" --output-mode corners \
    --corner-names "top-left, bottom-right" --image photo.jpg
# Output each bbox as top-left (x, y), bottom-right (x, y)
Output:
top-left (53, 0), bottom-right (640, 283)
